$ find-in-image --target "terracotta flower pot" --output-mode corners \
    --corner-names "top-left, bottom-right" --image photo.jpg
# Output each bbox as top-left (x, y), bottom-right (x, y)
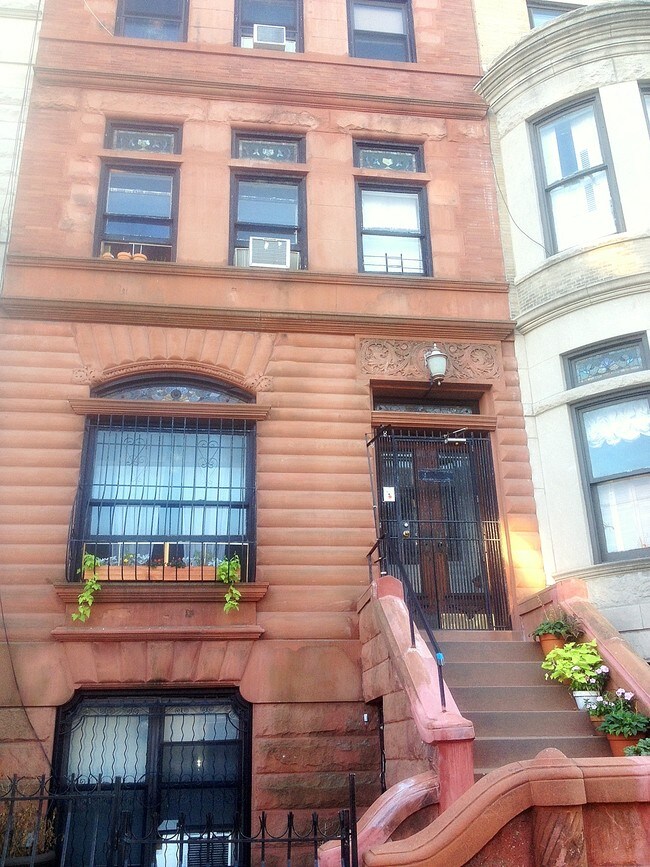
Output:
top-left (589, 715), bottom-right (605, 730)
top-left (537, 634), bottom-right (566, 656)
top-left (606, 734), bottom-right (641, 756)
top-left (116, 251), bottom-right (132, 260)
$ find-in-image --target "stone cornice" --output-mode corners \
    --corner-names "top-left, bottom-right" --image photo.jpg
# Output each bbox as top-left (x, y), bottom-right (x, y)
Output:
top-left (372, 412), bottom-right (497, 430)
top-left (477, 1), bottom-right (650, 114)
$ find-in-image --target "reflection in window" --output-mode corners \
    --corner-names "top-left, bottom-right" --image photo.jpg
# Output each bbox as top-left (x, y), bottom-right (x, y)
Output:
top-left (527, 2), bottom-right (578, 28)
top-left (116, 0), bottom-right (187, 40)
top-left (349, 0), bottom-right (414, 62)
top-left (358, 185), bottom-right (428, 274)
top-left (578, 395), bottom-right (649, 559)
top-left (536, 102), bottom-right (621, 253)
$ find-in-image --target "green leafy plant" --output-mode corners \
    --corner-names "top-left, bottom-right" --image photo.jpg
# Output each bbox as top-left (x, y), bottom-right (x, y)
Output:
top-left (530, 607), bottom-right (582, 642)
top-left (217, 555), bottom-right (241, 613)
top-left (71, 553), bottom-right (102, 622)
top-left (541, 640), bottom-right (609, 691)
top-left (623, 737), bottom-right (650, 756)
top-left (599, 708), bottom-right (650, 737)
top-left (0, 804), bottom-right (56, 856)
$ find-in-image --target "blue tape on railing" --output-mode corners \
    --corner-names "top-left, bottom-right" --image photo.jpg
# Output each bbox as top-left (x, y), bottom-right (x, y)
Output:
top-left (435, 652), bottom-right (444, 666)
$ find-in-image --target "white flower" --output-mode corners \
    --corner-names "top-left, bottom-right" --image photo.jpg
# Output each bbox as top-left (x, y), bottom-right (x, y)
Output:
top-left (624, 692), bottom-right (634, 701)
top-left (616, 688), bottom-right (626, 697)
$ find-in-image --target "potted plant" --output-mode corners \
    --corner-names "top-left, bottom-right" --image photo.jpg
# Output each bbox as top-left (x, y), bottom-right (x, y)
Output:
top-left (599, 707), bottom-right (650, 755)
top-left (585, 689), bottom-right (635, 729)
top-left (540, 640), bottom-right (609, 708)
top-left (623, 737), bottom-right (650, 756)
top-left (0, 804), bottom-right (56, 865)
top-left (530, 607), bottom-right (582, 656)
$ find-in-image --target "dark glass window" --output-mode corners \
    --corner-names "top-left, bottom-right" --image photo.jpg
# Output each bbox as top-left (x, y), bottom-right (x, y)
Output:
top-left (527, 2), bottom-right (578, 27)
top-left (115, 0), bottom-right (187, 40)
top-left (55, 693), bottom-right (250, 867)
top-left (231, 175), bottom-right (305, 269)
top-left (349, 0), bottom-right (414, 62)
top-left (233, 133), bottom-right (304, 163)
top-left (235, 0), bottom-right (301, 51)
top-left (96, 165), bottom-right (177, 261)
top-left (575, 393), bottom-right (649, 561)
top-left (534, 101), bottom-right (622, 254)
top-left (357, 183), bottom-right (429, 275)
top-left (566, 336), bottom-right (648, 388)
top-left (106, 123), bottom-right (181, 154)
top-left (354, 141), bottom-right (422, 172)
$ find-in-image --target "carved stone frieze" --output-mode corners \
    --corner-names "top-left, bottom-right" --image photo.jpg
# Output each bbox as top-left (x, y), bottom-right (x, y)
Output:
top-left (73, 359), bottom-right (272, 393)
top-left (359, 339), bottom-right (501, 381)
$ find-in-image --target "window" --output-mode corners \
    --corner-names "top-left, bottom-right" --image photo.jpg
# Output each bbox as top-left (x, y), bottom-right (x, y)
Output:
top-left (115, 0), bottom-right (187, 40)
top-left (643, 88), bottom-right (650, 127)
top-left (55, 692), bottom-right (250, 867)
top-left (534, 101), bottom-right (622, 254)
top-left (565, 335), bottom-right (648, 388)
top-left (348, 0), bottom-right (414, 62)
top-left (235, 0), bottom-right (301, 51)
top-left (354, 141), bottom-right (422, 172)
top-left (233, 132), bottom-right (305, 163)
top-left (527, 2), bottom-right (578, 27)
top-left (231, 175), bottom-right (305, 269)
top-left (68, 379), bottom-right (256, 582)
top-left (105, 122), bottom-right (181, 154)
top-left (357, 184), bottom-right (429, 274)
top-left (96, 164), bottom-right (178, 261)
top-left (575, 393), bottom-right (649, 561)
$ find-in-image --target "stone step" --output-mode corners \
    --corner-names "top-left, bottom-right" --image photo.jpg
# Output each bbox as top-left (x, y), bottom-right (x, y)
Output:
top-left (431, 630), bottom-right (525, 642)
top-left (442, 660), bottom-right (549, 687)
top-left (473, 734), bottom-right (610, 768)
top-left (470, 710), bottom-right (597, 738)
top-left (435, 640), bottom-right (542, 663)
top-left (450, 685), bottom-right (577, 712)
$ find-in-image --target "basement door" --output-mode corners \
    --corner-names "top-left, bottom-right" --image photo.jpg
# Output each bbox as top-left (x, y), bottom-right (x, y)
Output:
top-left (374, 428), bottom-right (511, 630)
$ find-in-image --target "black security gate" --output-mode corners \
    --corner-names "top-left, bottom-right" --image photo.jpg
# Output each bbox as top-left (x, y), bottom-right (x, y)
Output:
top-left (370, 427), bottom-right (511, 630)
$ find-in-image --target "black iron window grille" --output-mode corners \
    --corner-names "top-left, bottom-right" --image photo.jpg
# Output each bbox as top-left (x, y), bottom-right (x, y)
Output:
top-left (68, 414), bottom-right (256, 583)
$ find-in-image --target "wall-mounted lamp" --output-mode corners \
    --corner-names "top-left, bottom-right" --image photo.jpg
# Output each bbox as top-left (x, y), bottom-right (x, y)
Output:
top-left (444, 428), bottom-right (467, 444)
top-left (424, 344), bottom-right (448, 385)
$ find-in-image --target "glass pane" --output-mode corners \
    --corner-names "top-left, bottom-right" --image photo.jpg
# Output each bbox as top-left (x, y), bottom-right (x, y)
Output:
top-left (361, 189), bottom-right (420, 230)
top-left (241, 0), bottom-right (297, 27)
top-left (104, 217), bottom-right (171, 241)
top-left (122, 17), bottom-right (183, 39)
top-left (596, 474), bottom-right (650, 554)
top-left (161, 743), bottom-right (240, 784)
top-left (66, 707), bottom-right (149, 781)
top-left (362, 234), bottom-right (423, 273)
top-left (125, 0), bottom-right (183, 17)
top-left (237, 138), bottom-right (299, 162)
top-left (111, 128), bottom-right (177, 153)
top-left (582, 397), bottom-right (650, 478)
top-left (354, 3), bottom-right (405, 34)
top-left (164, 706), bottom-right (239, 742)
top-left (358, 146), bottom-right (418, 171)
top-left (237, 180), bottom-right (298, 226)
top-left (571, 342), bottom-right (645, 385)
top-left (107, 170), bottom-right (173, 218)
top-left (540, 105), bottom-right (603, 184)
top-left (549, 169), bottom-right (616, 251)
top-left (529, 6), bottom-right (569, 26)
top-left (353, 32), bottom-right (408, 61)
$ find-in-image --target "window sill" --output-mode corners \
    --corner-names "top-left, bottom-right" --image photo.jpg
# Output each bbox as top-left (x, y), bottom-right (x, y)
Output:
top-left (54, 582), bottom-right (269, 604)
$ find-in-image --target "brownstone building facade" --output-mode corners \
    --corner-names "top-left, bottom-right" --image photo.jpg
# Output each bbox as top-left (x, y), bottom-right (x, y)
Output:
top-left (0, 0), bottom-right (546, 860)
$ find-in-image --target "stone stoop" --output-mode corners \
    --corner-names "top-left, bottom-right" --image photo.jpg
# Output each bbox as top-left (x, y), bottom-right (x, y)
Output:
top-left (430, 631), bottom-right (611, 779)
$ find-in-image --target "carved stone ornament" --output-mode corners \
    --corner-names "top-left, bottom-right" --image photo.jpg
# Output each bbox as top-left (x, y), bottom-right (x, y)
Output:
top-left (73, 359), bottom-right (272, 393)
top-left (244, 373), bottom-right (273, 392)
top-left (359, 339), bottom-right (501, 380)
top-left (72, 366), bottom-right (101, 384)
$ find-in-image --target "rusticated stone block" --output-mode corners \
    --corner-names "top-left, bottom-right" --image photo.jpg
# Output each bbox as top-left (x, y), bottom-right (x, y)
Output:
top-left (467, 810), bottom-right (535, 866)
top-left (255, 770), bottom-right (380, 811)
top-left (255, 734), bottom-right (379, 775)
top-left (254, 701), bottom-right (376, 738)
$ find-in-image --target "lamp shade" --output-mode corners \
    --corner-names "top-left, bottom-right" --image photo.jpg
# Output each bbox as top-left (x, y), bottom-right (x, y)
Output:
top-left (424, 345), bottom-right (448, 383)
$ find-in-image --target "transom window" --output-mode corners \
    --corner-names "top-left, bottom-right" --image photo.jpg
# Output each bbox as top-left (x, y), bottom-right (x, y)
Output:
top-left (349, 0), bottom-right (414, 62)
top-left (231, 175), bottom-right (305, 269)
top-left (357, 183), bottom-right (429, 275)
top-left (235, 0), bottom-right (301, 51)
top-left (69, 379), bottom-right (255, 582)
top-left (115, 0), bottom-right (187, 40)
top-left (575, 393), bottom-right (649, 561)
top-left (96, 164), bottom-right (178, 261)
top-left (354, 141), bottom-right (422, 172)
top-left (565, 336), bottom-right (648, 388)
top-left (535, 101), bottom-right (622, 254)
top-left (527, 2), bottom-right (578, 27)
top-left (106, 123), bottom-right (181, 154)
top-left (233, 132), bottom-right (304, 163)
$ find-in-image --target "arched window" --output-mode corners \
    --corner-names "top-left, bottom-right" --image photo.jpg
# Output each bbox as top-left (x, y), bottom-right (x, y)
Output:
top-left (68, 377), bottom-right (257, 582)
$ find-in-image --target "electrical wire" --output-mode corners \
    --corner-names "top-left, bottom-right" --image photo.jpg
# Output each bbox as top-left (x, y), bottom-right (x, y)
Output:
top-left (82, 0), bottom-right (113, 36)
top-left (490, 149), bottom-right (550, 255)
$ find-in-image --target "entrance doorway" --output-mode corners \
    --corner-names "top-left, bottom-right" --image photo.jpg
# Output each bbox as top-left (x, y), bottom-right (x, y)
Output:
top-left (373, 428), bottom-right (511, 630)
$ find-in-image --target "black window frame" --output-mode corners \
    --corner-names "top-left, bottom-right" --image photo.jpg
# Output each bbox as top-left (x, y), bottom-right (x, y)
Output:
top-left (105, 121), bottom-right (182, 155)
top-left (230, 172), bottom-right (307, 269)
top-left (115, 0), bottom-right (188, 41)
top-left (232, 131), bottom-right (306, 164)
top-left (563, 333), bottom-right (649, 389)
top-left (527, 1), bottom-right (579, 28)
top-left (642, 85), bottom-right (650, 133)
top-left (531, 96), bottom-right (624, 256)
top-left (94, 160), bottom-right (180, 261)
top-left (348, 0), bottom-right (415, 63)
top-left (353, 140), bottom-right (424, 173)
top-left (234, 0), bottom-right (303, 52)
top-left (356, 181), bottom-right (431, 276)
top-left (572, 390), bottom-right (650, 563)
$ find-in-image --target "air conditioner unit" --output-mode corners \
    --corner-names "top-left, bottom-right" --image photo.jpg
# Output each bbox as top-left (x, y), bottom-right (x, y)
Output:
top-left (156, 830), bottom-right (232, 867)
top-left (248, 236), bottom-right (291, 268)
top-left (253, 23), bottom-right (287, 50)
